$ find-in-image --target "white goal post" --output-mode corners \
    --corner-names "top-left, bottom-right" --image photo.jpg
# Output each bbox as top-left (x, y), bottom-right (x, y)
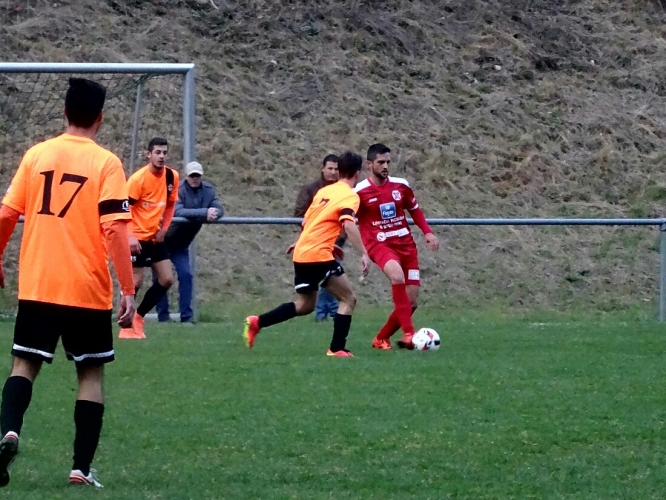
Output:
top-left (0, 62), bottom-right (197, 319)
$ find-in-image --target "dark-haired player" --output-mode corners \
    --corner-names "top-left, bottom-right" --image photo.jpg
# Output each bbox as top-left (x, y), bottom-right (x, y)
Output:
top-left (0, 78), bottom-right (135, 487)
top-left (119, 137), bottom-right (178, 339)
top-left (244, 152), bottom-right (370, 357)
top-left (355, 143), bottom-right (439, 350)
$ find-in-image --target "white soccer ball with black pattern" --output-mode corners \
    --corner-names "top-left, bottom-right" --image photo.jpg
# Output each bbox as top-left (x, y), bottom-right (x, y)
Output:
top-left (413, 328), bottom-right (440, 351)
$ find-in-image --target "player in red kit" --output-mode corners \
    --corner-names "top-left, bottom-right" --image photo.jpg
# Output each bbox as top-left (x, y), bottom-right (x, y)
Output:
top-left (354, 143), bottom-right (439, 350)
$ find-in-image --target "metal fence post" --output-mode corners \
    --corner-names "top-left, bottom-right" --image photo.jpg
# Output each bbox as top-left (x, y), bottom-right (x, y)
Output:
top-left (128, 81), bottom-right (143, 174)
top-left (183, 67), bottom-right (198, 321)
top-left (659, 223), bottom-right (666, 323)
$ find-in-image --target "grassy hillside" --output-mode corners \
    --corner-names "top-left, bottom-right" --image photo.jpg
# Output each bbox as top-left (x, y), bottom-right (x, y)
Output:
top-left (3, 0), bottom-right (666, 312)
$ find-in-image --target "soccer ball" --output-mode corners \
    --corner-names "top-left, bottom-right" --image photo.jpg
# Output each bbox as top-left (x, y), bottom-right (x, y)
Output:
top-left (412, 328), bottom-right (440, 351)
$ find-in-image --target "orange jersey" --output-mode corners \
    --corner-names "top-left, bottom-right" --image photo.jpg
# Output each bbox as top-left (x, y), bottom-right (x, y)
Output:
top-left (293, 181), bottom-right (359, 263)
top-left (127, 165), bottom-right (179, 241)
top-left (2, 133), bottom-right (131, 310)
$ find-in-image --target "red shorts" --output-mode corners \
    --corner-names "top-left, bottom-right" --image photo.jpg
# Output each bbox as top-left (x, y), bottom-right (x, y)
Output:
top-left (368, 243), bottom-right (420, 286)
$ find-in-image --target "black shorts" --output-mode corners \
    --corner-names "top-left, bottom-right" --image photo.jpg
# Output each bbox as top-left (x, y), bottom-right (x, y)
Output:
top-left (12, 300), bottom-right (114, 366)
top-left (132, 240), bottom-right (170, 268)
top-left (293, 261), bottom-right (345, 294)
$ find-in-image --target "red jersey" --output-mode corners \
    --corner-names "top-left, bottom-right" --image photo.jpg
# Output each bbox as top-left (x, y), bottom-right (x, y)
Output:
top-left (354, 176), bottom-right (419, 250)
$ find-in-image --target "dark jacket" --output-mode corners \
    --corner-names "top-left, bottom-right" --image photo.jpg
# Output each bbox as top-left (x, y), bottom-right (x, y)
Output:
top-left (294, 176), bottom-right (346, 247)
top-left (166, 180), bottom-right (224, 250)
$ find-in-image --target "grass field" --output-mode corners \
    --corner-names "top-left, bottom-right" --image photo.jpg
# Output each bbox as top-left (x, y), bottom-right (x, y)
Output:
top-left (0, 308), bottom-right (664, 499)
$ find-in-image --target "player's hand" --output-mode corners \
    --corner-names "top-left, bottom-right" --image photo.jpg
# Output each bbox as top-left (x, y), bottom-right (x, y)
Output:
top-left (425, 233), bottom-right (439, 251)
top-left (0, 257), bottom-right (4, 289)
top-left (129, 235), bottom-right (142, 255)
top-left (286, 242), bottom-right (296, 254)
top-left (155, 229), bottom-right (167, 243)
top-left (333, 245), bottom-right (345, 261)
top-left (361, 253), bottom-right (371, 277)
top-left (117, 294), bottom-right (136, 328)
top-left (207, 207), bottom-right (219, 222)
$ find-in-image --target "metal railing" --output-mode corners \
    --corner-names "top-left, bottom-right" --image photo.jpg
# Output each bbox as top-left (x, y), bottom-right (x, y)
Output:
top-left (176, 217), bottom-right (666, 322)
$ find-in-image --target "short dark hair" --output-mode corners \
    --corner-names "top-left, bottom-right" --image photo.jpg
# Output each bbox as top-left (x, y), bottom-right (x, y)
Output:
top-left (367, 143), bottom-right (391, 161)
top-left (337, 151), bottom-right (363, 179)
top-left (322, 154), bottom-right (339, 166)
top-left (64, 78), bottom-right (106, 128)
top-left (148, 137), bottom-right (168, 151)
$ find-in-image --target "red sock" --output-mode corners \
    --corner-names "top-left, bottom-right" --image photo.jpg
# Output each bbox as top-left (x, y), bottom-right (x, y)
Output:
top-left (391, 283), bottom-right (415, 336)
top-left (376, 310), bottom-right (401, 340)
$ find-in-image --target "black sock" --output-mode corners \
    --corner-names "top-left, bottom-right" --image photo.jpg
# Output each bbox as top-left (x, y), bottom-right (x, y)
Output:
top-left (258, 302), bottom-right (297, 329)
top-left (0, 376), bottom-right (33, 436)
top-left (330, 314), bottom-right (352, 352)
top-left (411, 306), bottom-right (417, 315)
top-left (137, 283), bottom-right (169, 317)
top-left (73, 400), bottom-right (104, 476)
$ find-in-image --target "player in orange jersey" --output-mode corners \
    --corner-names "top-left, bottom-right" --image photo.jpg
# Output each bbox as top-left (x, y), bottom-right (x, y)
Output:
top-left (119, 138), bottom-right (179, 339)
top-left (243, 152), bottom-right (370, 357)
top-left (0, 78), bottom-right (135, 488)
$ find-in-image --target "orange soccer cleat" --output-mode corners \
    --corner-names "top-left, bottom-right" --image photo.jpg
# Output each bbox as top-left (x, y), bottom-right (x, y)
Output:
top-left (396, 334), bottom-right (415, 350)
top-left (243, 316), bottom-right (260, 348)
top-left (371, 337), bottom-right (393, 350)
top-left (326, 349), bottom-right (354, 358)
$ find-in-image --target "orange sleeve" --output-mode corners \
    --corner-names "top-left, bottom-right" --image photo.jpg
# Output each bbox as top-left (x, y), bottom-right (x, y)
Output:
top-left (126, 171), bottom-right (141, 204)
top-left (161, 201), bottom-right (175, 231)
top-left (170, 170), bottom-right (180, 203)
top-left (102, 219), bottom-right (135, 296)
top-left (99, 157), bottom-right (131, 224)
top-left (0, 205), bottom-right (20, 256)
top-left (2, 151), bottom-right (30, 215)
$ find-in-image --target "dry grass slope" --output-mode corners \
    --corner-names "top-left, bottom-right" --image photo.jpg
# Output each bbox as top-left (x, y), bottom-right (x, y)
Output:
top-left (3, 0), bottom-right (666, 311)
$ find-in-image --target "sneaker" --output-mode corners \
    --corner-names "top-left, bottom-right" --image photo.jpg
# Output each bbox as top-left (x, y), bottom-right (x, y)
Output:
top-left (0, 432), bottom-right (19, 488)
top-left (397, 334), bottom-right (415, 350)
top-left (69, 468), bottom-right (103, 488)
top-left (371, 337), bottom-right (393, 350)
top-left (244, 316), bottom-right (260, 348)
top-left (132, 314), bottom-right (146, 339)
top-left (326, 349), bottom-right (354, 357)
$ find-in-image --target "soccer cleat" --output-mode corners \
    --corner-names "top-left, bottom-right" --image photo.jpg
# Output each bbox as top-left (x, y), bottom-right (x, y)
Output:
top-left (69, 468), bottom-right (103, 488)
top-left (397, 334), bottom-right (415, 350)
top-left (326, 349), bottom-right (354, 357)
top-left (371, 337), bottom-right (393, 350)
top-left (0, 432), bottom-right (19, 488)
top-left (243, 316), bottom-right (260, 348)
top-left (118, 327), bottom-right (137, 339)
top-left (132, 314), bottom-right (146, 339)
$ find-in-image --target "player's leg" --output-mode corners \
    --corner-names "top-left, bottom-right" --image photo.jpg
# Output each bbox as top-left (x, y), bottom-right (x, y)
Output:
top-left (244, 262), bottom-right (322, 348)
top-left (154, 266), bottom-right (171, 322)
top-left (314, 287), bottom-right (328, 322)
top-left (370, 244), bottom-right (416, 349)
top-left (322, 271), bottom-right (356, 357)
top-left (171, 247), bottom-right (194, 323)
top-left (132, 244), bottom-right (174, 338)
top-left (1, 301), bottom-right (61, 487)
top-left (62, 306), bottom-right (114, 488)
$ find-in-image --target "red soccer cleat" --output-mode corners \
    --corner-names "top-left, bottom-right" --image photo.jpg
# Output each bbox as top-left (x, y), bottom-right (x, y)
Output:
top-left (371, 337), bottom-right (393, 350)
top-left (326, 349), bottom-right (354, 358)
top-left (243, 316), bottom-right (260, 348)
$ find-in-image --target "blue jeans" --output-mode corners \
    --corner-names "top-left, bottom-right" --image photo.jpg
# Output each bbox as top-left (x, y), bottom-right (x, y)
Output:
top-left (155, 246), bottom-right (193, 322)
top-left (315, 287), bottom-right (339, 320)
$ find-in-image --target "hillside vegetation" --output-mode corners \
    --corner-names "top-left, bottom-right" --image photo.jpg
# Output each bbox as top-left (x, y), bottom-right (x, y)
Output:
top-left (3, 0), bottom-right (666, 312)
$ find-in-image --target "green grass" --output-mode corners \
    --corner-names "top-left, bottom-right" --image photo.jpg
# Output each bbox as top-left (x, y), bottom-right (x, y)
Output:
top-left (0, 308), bottom-right (665, 499)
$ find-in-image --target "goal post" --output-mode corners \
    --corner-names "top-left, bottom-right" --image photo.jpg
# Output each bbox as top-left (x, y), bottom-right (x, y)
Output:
top-left (0, 62), bottom-right (197, 317)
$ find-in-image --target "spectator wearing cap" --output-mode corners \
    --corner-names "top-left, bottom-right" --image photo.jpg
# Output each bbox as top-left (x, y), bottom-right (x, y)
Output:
top-left (154, 161), bottom-right (224, 323)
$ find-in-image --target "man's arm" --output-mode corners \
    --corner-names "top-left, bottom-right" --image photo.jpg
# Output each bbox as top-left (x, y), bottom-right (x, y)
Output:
top-left (408, 206), bottom-right (439, 251)
top-left (101, 220), bottom-right (135, 327)
top-left (208, 188), bottom-right (224, 218)
top-left (0, 205), bottom-right (21, 289)
top-left (342, 219), bottom-right (370, 276)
